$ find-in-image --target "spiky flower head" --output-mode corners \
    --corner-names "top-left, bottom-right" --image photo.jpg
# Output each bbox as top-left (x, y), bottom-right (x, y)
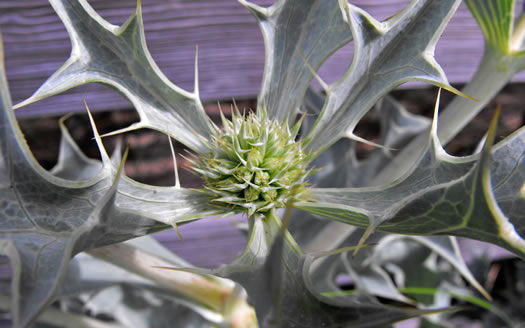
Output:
top-left (190, 107), bottom-right (316, 216)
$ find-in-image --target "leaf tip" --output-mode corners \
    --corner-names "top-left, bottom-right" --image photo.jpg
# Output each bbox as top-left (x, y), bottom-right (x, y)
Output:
top-left (482, 105), bottom-right (501, 155)
top-left (430, 88), bottom-right (442, 137)
top-left (136, 0), bottom-right (142, 15)
top-left (113, 144), bottom-right (129, 184)
top-left (238, 0), bottom-right (267, 17)
top-left (352, 225), bottom-right (374, 257)
top-left (443, 84), bottom-right (479, 102)
top-left (12, 98), bottom-right (34, 111)
top-left (298, 49), bottom-right (328, 91)
top-left (171, 221), bottom-right (185, 242)
top-left (84, 100), bottom-right (111, 165)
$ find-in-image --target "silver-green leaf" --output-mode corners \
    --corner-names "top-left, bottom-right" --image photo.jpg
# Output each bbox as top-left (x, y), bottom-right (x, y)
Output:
top-left (16, 0), bottom-right (212, 153)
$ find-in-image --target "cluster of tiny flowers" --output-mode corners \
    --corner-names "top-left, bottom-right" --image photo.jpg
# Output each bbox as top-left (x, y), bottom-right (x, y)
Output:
top-left (190, 107), bottom-right (315, 216)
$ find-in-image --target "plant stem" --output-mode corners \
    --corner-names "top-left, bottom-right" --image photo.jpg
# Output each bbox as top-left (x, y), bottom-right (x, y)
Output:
top-left (88, 243), bottom-right (258, 328)
top-left (372, 49), bottom-right (516, 186)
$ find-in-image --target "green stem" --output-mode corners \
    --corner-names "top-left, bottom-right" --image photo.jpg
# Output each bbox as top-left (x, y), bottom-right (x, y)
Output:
top-left (437, 50), bottom-right (512, 144)
top-left (264, 208), bottom-right (304, 256)
top-left (88, 244), bottom-right (258, 328)
top-left (372, 49), bottom-right (516, 186)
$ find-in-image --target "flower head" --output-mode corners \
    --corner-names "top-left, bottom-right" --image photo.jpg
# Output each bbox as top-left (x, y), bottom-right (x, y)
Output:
top-left (190, 106), bottom-right (315, 216)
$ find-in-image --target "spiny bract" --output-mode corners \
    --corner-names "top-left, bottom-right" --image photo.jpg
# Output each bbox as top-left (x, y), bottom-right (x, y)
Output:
top-left (190, 107), bottom-right (316, 216)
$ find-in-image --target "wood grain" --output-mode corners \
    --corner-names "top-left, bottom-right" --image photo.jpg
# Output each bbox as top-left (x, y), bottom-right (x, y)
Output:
top-left (1, 0), bottom-right (513, 118)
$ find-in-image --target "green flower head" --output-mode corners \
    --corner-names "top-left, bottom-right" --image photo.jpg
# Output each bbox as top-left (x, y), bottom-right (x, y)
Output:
top-left (191, 106), bottom-right (316, 216)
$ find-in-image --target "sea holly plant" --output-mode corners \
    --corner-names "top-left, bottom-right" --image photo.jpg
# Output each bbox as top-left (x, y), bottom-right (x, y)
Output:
top-left (1, 0), bottom-right (525, 327)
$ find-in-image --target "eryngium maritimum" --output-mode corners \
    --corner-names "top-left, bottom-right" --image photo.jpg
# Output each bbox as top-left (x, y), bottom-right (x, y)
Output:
top-left (190, 107), bottom-right (317, 216)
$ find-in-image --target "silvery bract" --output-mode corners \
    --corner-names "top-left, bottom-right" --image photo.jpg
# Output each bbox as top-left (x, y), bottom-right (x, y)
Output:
top-left (1, 0), bottom-right (524, 327)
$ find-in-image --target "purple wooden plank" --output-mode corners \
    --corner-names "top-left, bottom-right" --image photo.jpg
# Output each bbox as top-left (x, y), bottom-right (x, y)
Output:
top-left (2, 0), bottom-right (519, 118)
top-left (152, 215), bottom-right (247, 268)
top-left (1, 0), bottom-right (271, 117)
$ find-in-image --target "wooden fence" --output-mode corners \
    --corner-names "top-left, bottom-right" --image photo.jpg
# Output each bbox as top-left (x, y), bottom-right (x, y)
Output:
top-left (1, 0), bottom-right (514, 117)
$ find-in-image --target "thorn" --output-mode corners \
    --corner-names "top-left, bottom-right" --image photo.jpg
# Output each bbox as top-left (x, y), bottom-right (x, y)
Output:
top-left (298, 49), bottom-right (329, 91)
top-left (136, 0), bottom-right (142, 16)
top-left (58, 112), bottom-right (74, 125)
top-left (171, 221), bottom-right (184, 242)
top-left (485, 105), bottom-right (501, 150)
top-left (194, 44), bottom-right (200, 95)
top-left (113, 145), bottom-right (130, 185)
top-left (441, 84), bottom-right (478, 102)
top-left (237, 0), bottom-right (268, 16)
top-left (13, 98), bottom-right (33, 111)
top-left (290, 111), bottom-right (307, 139)
top-left (84, 99), bottom-right (111, 165)
top-left (352, 225), bottom-right (373, 257)
top-left (431, 88), bottom-right (442, 138)
top-left (345, 131), bottom-right (397, 151)
top-left (168, 135), bottom-right (181, 188)
top-left (232, 98), bottom-right (242, 117)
